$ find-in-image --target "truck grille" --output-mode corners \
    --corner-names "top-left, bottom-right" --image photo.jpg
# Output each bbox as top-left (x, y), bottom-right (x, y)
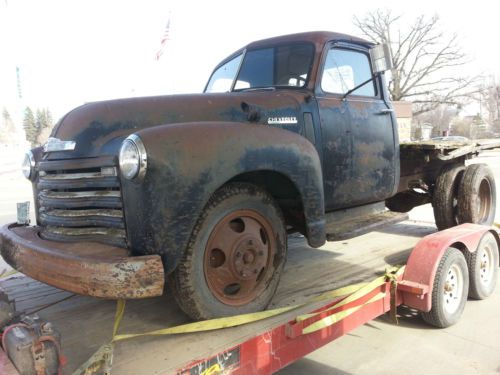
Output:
top-left (36, 156), bottom-right (127, 248)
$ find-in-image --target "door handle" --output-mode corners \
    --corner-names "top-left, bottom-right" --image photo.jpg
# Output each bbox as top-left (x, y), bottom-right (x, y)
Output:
top-left (377, 108), bottom-right (394, 115)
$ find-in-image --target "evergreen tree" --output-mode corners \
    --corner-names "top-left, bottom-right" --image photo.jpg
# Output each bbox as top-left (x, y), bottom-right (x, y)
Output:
top-left (35, 108), bottom-right (43, 135)
top-left (43, 108), bottom-right (53, 129)
top-left (23, 107), bottom-right (38, 147)
top-left (35, 108), bottom-right (55, 145)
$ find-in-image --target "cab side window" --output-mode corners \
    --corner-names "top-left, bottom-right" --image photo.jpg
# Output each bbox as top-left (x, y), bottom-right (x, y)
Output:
top-left (321, 48), bottom-right (376, 97)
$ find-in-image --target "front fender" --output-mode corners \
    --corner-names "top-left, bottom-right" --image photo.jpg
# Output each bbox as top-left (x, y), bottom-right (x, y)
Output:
top-left (121, 122), bottom-right (325, 273)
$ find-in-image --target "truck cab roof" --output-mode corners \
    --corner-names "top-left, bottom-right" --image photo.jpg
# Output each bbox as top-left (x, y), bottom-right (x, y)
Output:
top-left (220, 31), bottom-right (373, 64)
top-left (246, 31), bottom-right (373, 50)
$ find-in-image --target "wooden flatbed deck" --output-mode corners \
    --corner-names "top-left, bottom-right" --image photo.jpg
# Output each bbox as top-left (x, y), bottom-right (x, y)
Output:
top-left (0, 221), bottom-right (435, 374)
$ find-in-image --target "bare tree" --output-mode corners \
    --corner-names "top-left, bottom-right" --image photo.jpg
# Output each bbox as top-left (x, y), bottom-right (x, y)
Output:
top-left (353, 10), bottom-right (480, 115)
top-left (480, 82), bottom-right (500, 127)
top-left (417, 105), bottom-right (459, 136)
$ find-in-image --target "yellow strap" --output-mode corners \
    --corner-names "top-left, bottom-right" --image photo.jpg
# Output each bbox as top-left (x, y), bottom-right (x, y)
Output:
top-left (113, 299), bottom-right (126, 337)
top-left (202, 363), bottom-right (222, 375)
top-left (74, 267), bottom-right (403, 374)
top-left (113, 283), bottom-right (372, 342)
top-left (0, 269), bottom-right (18, 280)
top-left (386, 265), bottom-right (405, 324)
top-left (296, 275), bottom-right (386, 322)
top-left (114, 305), bottom-right (293, 341)
top-left (302, 292), bottom-right (386, 334)
top-left (72, 344), bottom-right (113, 375)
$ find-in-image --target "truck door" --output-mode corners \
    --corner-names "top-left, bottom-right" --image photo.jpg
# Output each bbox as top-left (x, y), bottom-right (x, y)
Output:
top-left (317, 43), bottom-right (397, 211)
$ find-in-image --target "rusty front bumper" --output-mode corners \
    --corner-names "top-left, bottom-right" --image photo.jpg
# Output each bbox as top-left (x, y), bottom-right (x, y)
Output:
top-left (0, 223), bottom-right (164, 298)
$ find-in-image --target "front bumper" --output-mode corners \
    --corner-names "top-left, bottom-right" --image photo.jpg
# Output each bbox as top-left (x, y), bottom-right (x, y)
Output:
top-left (0, 223), bottom-right (164, 298)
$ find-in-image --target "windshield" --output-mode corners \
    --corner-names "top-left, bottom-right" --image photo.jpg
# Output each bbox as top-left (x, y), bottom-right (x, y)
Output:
top-left (205, 43), bottom-right (314, 93)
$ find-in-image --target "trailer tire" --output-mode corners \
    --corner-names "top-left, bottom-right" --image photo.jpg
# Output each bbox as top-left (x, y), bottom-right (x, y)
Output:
top-left (432, 164), bottom-right (465, 230)
top-left (457, 164), bottom-right (496, 227)
top-left (465, 231), bottom-right (499, 300)
top-left (168, 182), bottom-right (287, 320)
top-left (421, 247), bottom-right (469, 328)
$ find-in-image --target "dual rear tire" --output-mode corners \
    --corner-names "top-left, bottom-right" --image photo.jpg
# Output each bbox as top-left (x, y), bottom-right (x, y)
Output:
top-left (433, 163), bottom-right (496, 230)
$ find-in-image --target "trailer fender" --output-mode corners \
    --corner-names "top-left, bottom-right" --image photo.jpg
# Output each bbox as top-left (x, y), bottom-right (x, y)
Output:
top-left (401, 223), bottom-right (499, 312)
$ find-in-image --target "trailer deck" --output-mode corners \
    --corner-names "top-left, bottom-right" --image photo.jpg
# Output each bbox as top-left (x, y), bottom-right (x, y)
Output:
top-left (0, 220), bottom-right (436, 374)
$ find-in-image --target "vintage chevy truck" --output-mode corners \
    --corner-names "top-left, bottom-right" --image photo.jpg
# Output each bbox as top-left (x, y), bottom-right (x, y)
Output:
top-left (0, 31), bottom-right (496, 319)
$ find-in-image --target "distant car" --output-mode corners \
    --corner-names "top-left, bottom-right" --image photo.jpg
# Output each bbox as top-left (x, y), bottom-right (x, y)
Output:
top-left (432, 136), bottom-right (470, 142)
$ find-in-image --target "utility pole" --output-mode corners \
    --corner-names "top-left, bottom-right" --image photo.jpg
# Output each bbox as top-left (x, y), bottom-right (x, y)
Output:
top-left (16, 66), bottom-right (22, 99)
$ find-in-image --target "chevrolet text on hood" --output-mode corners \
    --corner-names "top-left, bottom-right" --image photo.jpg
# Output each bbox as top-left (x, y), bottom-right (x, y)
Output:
top-left (5, 31), bottom-right (494, 322)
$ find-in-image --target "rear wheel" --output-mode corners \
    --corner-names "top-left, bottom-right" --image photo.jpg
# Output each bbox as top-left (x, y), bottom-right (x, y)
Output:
top-left (465, 231), bottom-right (499, 300)
top-left (169, 183), bottom-right (287, 320)
top-left (421, 248), bottom-right (469, 328)
top-left (457, 164), bottom-right (496, 226)
top-left (432, 164), bottom-right (465, 230)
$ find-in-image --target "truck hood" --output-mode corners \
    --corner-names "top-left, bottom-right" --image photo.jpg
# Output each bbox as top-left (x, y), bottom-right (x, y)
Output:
top-left (48, 91), bottom-right (305, 159)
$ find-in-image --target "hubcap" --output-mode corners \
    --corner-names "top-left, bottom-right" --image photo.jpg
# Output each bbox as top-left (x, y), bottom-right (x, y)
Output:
top-left (478, 244), bottom-right (495, 287)
top-left (204, 210), bottom-right (276, 306)
top-left (443, 263), bottom-right (464, 315)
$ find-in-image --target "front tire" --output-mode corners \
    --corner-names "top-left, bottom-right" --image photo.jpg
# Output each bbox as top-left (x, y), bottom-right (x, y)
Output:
top-left (421, 248), bottom-right (469, 328)
top-left (169, 183), bottom-right (287, 320)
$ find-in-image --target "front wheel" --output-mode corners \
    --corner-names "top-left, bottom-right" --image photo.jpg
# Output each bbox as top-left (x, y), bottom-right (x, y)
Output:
top-left (169, 183), bottom-right (287, 320)
top-left (421, 248), bottom-right (469, 328)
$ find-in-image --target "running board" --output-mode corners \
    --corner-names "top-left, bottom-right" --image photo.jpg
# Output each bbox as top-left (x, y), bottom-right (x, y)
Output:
top-left (325, 210), bottom-right (408, 241)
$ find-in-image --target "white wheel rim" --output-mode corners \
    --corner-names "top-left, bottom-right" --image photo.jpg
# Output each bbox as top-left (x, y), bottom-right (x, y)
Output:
top-left (443, 263), bottom-right (464, 314)
top-left (478, 244), bottom-right (495, 288)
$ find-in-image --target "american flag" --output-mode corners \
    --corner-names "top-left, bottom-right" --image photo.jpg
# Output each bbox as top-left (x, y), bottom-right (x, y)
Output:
top-left (155, 18), bottom-right (171, 61)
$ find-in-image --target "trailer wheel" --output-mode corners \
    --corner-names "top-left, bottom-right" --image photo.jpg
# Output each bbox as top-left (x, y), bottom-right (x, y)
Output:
top-left (465, 231), bottom-right (499, 300)
top-left (169, 182), bottom-right (287, 320)
top-left (432, 164), bottom-right (465, 230)
top-left (421, 247), bottom-right (469, 328)
top-left (457, 164), bottom-right (496, 226)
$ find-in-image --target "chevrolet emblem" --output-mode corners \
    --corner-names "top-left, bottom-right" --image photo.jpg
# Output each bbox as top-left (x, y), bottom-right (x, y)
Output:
top-left (43, 137), bottom-right (76, 152)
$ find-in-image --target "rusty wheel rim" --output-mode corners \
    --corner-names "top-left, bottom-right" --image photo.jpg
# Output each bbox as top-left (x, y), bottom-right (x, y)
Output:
top-left (203, 210), bottom-right (276, 306)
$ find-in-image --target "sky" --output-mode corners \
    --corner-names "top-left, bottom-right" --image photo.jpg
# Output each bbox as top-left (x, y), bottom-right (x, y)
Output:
top-left (1, 0), bottom-right (498, 122)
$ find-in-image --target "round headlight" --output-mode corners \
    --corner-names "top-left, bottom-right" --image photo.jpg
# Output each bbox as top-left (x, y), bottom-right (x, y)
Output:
top-left (22, 151), bottom-right (35, 180)
top-left (119, 134), bottom-right (147, 180)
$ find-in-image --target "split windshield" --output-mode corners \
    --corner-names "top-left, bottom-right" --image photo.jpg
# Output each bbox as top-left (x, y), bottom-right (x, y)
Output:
top-left (205, 43), bottom-right (314, 93)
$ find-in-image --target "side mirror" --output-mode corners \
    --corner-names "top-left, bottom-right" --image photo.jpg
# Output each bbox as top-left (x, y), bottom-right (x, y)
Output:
top-left (369, 43), bottom-right (393, 73)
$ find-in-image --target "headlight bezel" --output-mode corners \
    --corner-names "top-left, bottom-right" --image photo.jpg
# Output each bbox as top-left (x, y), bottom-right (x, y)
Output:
top-left (119, 134), bottom-right (147, 180)
top-left (22, 151), bottom-right (35, 180)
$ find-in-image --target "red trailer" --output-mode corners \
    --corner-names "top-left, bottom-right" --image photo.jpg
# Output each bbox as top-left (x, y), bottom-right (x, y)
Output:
top-left (0, 223), bottom-right (498, 375)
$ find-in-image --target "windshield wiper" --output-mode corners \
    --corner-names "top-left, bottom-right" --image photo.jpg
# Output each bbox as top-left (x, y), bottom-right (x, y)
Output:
top-left (341, 76), bottom-right (375, 100)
